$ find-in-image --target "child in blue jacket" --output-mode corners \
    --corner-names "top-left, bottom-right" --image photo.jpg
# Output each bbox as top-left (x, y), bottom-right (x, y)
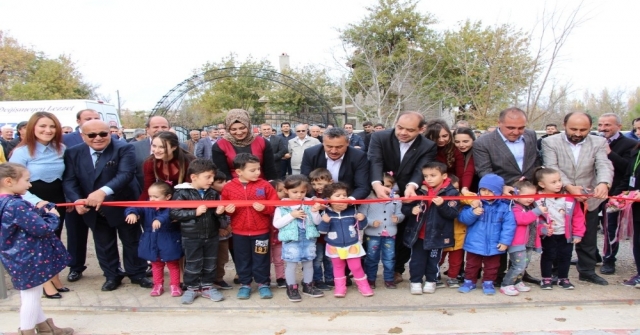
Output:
top-left (458, 173), bottom-right (516, 295)
top-left (125, 181), bottom-right (182, 297)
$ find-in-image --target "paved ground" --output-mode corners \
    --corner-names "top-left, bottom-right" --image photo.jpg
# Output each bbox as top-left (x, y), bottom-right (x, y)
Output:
top-left (1, 231), bottom-right (639, 334)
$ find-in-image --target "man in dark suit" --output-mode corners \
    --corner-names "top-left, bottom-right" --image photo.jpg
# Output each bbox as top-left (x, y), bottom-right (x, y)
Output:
top-left (61, 109), bottom-right (102, 282)
top-left (473, 107), bottom-right (541, 192)
top-left (368, 111), bottom-right (437, 284)
top-left (597, 113), bottom-right (637, 275)
top-left (309, 125), bottom-right (323, 143)
top-left (195, 127), bottom-right (218, 159)
top-left (300, 127), bottom-right (370, 200)
top-left (131, 116), bottom-right (170, 189)
top-left (344, 123), bottom-right (365, 151)
top-left (473, 107), bottom-right (541, 284)
top-left (260, 124), bottom-right (287, 177)
top-left (63, 120), bottom-right (151, 291)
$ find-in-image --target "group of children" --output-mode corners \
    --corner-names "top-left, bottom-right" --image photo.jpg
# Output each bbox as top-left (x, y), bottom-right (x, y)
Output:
top-left (1, 153), bottom-right (588, 331)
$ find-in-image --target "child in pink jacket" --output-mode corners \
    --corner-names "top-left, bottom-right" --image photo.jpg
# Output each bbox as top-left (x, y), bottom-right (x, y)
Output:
top-left (500, 181), bottom-right (546, 296)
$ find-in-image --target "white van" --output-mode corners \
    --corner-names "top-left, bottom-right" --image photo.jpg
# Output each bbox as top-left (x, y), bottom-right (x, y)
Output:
top-left (0, 99), bottom-right (121, 130)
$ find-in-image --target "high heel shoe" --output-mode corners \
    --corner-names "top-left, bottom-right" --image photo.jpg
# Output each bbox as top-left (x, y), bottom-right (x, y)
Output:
top-left (55, 286), bottom-right (70, 293)
top-left (42, 289), bottom-right (62, 299)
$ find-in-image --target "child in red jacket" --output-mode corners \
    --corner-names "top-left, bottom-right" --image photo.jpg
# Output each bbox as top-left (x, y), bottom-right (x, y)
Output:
top-left (219, 153), bottom-right (278, 300)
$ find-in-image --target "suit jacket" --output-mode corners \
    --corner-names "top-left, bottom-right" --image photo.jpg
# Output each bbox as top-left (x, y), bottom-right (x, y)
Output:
top-left (62, 131), bottom-right (84, 149)
top-left (368, 129), bottom-right (437, 196)
top-left (262, 135), bottom-right (287, 162)
top-left (607, 134), bottom-right (637, 194)
top-left (300, 144), bottom-right (371, 200)
top-left (348, 133), bottom-right (365, 151)
top-left (63, 140), bottom-right (141, 228)
top-left (542, 133), bottom-right (614, 210)
top-left (195, 137), bottom-right (215, 159)
top-left (473, 129), bottom-right (540, 185)
top-left (131, 138), bottom-right (152, 189)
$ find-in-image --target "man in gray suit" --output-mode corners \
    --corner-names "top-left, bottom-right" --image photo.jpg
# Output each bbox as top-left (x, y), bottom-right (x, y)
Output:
top-left (131, 116), bottom-right (170, 188)
top-left (195, 127), bottom-right (218, 159)
top-left (473, 107), bottom-right (541, 284)
top-left (260, 124), bottom-right (287, 177)
top-left (542, 112), bottom-right (613, 285)
top-left (474, 107), bottom-right (541, 192)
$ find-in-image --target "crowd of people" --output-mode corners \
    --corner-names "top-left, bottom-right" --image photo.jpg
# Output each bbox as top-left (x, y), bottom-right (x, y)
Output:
top-left (2, 106), bottom-right (640, 334)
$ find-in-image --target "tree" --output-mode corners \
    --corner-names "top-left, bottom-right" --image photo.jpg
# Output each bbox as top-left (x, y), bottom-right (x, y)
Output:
top-left (182, 53), bottom-right (276, 126)
top-left (432, 20), bottom-right (534, 128)
top-left (0, 30), bottom-right (95, 100)
top-left (338, 0), bottom-right (440, 126)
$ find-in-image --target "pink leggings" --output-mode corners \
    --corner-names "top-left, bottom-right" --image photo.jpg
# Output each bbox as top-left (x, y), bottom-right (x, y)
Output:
top-left (331, 257), bottom-right (366, 279)
top-left (152, 259), bottom-right (181, 286)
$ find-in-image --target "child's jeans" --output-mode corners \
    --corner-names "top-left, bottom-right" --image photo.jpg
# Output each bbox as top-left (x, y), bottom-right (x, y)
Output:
top-left (440, 249), bottom-right (464, 278)
top-left (464, 252), bottom-right (501, 283)
top-left (233, 233), bottom-right (271, 286)
top-left (541, 234), bottom-right (573, 279)
top-left (364, 235), bottom-right (395, 282)
top-left (313, 242), bottom-right (334, 283)
top-left (182, 236), bottom-right (218, 289)
top-left (502, 249), bottom-right (529, 286)
top-left (271, 243), bottom-right (285, 280)
top-left (409, 239), bottom-right (441, 283)
top-left (151, 259), bottom-right (180, 286)
top-left (215, 239), bottom-right (230, 282)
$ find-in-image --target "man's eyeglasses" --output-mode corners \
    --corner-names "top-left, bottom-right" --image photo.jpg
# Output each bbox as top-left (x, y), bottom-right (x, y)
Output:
top-left (63, 131), bottom-right (72, 134)
top-left (86, 132), bottom-right (109, 139)
top-left (296, 130), bottom-right (307, 133)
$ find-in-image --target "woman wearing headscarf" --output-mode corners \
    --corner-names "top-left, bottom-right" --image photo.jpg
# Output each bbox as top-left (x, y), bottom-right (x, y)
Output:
top-left (211, 109), bottom-right (277, 181)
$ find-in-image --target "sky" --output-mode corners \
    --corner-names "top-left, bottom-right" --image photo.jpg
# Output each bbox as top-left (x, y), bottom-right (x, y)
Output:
top-left (0, 0), bottom-right (637, 111)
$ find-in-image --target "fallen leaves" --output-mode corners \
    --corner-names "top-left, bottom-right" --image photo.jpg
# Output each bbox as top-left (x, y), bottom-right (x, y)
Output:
top-left (388, 327), bottom-right (403, 334)
top-left (328, 311), bottom-right (349, 321)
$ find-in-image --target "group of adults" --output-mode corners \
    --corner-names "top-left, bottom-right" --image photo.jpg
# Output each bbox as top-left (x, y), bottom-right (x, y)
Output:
top-left (5, 104), bottom-right (640, 298)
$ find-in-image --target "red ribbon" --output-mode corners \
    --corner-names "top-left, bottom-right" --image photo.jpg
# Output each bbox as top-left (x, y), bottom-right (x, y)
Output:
top-left (55, 192), bottom-right (625, 209)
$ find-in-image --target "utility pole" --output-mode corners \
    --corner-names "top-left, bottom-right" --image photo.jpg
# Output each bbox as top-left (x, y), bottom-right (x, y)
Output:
top-left (116, 90), bottom-right (122, 118)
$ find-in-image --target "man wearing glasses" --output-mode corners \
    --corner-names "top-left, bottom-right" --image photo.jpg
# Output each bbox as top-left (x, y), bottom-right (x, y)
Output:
top-left (63, 120), bottom-right (150, 291)
top-left (288, 124), bottom-right (320, 175)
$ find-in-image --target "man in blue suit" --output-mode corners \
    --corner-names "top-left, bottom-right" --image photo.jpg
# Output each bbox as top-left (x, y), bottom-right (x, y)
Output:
top-left (63, 120), bottom-right (151, 291)
top-left (62, 109), bottom-right (102, 282)
top-left (344, 123), bottom-right (365, 151)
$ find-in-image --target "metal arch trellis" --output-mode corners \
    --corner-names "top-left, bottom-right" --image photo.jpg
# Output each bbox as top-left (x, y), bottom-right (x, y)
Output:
top-left (150, 67), bottom-right (344, 126)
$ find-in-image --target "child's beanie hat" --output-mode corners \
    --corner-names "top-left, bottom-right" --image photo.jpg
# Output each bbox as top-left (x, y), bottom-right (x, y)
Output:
top-left (478, 174), bottom-right (504, 196)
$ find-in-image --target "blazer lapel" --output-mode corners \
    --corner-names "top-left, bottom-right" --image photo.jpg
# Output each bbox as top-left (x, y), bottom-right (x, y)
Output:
top-left (397, 136), bottom-right (416, 175)
top-left (93, 142), bottom-right (113, 180)
top-left (575, 136), bottom-right (593, 168)
top-left (492, 132), bottom-right (521, 172)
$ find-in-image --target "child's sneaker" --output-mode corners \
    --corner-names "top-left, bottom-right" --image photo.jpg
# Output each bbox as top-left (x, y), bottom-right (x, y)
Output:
top-left (623, 275), bottom-right (640, 287)
top-left (482, 281), bottom-right (496, 295)
top-left (286, 285), bottom-right (302, 302)
top-left (458, 279), bottom-right (476, 293)
top-left (170, 285), bottom-right (183, 297)
top-left (150, 284), bottom-right (164, 297)
top-left (423, 282), bottom-right (436, 294)
top-left (558, 278), bottom-right (575, 290)
top-left (325, 280), bottom-right (335, 288)
top-left (384, 281), bottom-right (397, 289)
top-left (540, 278), bottom-right (553, 290)
top-left (237, 285), bottom-right (251, 299)
top-left (213, 280), bottom-right (232, 290)
top-left (301, 282), bottom-right (324, 297)
top-left (499, 285), bottom-right (519, 296)
top-left (314, 281), bottom-right (331, 291)
top-left (446, 278), bottom-right (460, 288)
top-left (258, 284), bottom-right (273, 299)
top-left (181, 289), bottom-right (198, 304)
top-left (410, 282), bottom-right (423, 295)
top-left (201, 287), bottom-right (224, 302)
top-left (233, 275), bottom-right (240, 285)
top-left (368, 280), bottom-right (376, 289)
top-left (514, 282), bottom-right (531, 292)
top-left (435, 280), bottom-right (445, 288)
top-left (276, 278), bottom-right (287, 288)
